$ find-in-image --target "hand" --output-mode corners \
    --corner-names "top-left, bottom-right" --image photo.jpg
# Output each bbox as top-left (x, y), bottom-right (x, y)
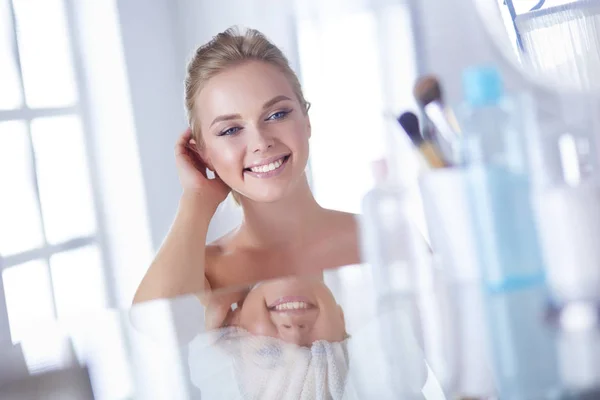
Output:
top-left (202, 288), bottom-right (247, 330)
top-left (175, 129), bottom-right (230, 207)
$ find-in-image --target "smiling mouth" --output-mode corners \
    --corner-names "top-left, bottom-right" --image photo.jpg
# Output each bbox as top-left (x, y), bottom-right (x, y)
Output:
top-left (267, 298), bottom-right (317, 312)
top-left (244, 155), bottom-right (290, 175)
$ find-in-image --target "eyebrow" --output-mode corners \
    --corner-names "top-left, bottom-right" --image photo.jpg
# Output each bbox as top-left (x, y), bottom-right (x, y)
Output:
top-left (209, 95), bottom-right (293, 128)
top-left (262, 95), bottom-right (292, 110)
top-left (209, 113), bottom-right (241, 128)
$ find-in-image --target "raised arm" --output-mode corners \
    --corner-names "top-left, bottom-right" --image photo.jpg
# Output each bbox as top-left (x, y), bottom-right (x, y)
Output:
top-left (133, 129), bottom-right (230, 304)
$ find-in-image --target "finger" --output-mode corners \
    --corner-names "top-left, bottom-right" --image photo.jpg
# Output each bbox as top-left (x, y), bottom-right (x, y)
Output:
top-left (180, 147), bottom-right (208, 179)
top-left (185, 141), bottom-right (201, 157)
top-left (177, 128), bottom-right (192, 144)
top-left (185, 143), bottom-right (207, 168)
top-left (174, 129), bottom-right (193, 155)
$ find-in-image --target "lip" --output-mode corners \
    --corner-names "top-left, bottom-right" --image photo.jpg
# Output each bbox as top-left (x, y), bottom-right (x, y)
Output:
top-left (244, 155), bottom-right (290, 179)
top-left (270, 308), bottom-right (317, 315)
top-left (267, 296), bottom-right (316, 309)
top-left (245, 154), bottom-right (290, 170)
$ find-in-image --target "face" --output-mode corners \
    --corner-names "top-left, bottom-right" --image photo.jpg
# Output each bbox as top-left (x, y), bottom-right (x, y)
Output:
top-left (195, 61), bottom-right (311, 203)
top-left (228, 276), bottom-right (347, 347)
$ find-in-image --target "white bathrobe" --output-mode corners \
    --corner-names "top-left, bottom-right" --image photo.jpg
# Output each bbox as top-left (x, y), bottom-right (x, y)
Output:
top-left (188, 327), bottom-right (354, 400)
top-left (187, 321), bottom-right (447, 400)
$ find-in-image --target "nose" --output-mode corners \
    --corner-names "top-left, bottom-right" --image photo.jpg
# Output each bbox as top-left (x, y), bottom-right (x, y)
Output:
top-left (248, 126), bottom-right (274, 153)
top-left (278, 322), bottom-right (311, 346)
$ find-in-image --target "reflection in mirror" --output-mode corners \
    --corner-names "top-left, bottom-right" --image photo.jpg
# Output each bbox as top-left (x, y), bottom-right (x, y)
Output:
top-left (189, 274), bottom-right (351, 399)
top-left (0, 264), bottom-right (450, 399)
top-left (131, 265), bottom-right (439, 399)
top-left (201, 275), bottom-right (347, 346)
top-left (480, 0), bottom-right (600, 91)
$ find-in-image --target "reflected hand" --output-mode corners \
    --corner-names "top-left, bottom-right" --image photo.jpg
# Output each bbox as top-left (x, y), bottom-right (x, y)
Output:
top-left (175, 128), bottom-right (230, 207)
top-left (202, 288), bottom-right (247, 331)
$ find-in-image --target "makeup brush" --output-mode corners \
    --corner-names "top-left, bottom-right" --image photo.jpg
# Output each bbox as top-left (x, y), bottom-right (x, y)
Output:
top-left (397, 112), bottom-right (447, 169)
top-left (413, 75), bottom-right (461, 144)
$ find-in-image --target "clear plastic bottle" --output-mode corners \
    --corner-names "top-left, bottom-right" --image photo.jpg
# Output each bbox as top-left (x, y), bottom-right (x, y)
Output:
top-left (359, 159), bottom-right (456, 396)
top-left (359, 159), bottom-right (418, 296)
top-left (358, 159), bottom-right (426, 398)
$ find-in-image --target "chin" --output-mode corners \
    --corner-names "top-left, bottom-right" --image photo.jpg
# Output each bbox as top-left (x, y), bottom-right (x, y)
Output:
top-left (237, 166), bottom-right (304, 203)
top-left (242, 188), bottom-right (291, 203)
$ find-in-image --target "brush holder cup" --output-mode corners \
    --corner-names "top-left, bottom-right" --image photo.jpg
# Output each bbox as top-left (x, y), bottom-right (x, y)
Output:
top-left (418, 169), bottom-right (495, 399)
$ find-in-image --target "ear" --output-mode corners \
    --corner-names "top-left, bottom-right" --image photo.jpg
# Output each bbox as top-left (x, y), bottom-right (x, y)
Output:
top-left (197, 143), bottom-right (215, 172)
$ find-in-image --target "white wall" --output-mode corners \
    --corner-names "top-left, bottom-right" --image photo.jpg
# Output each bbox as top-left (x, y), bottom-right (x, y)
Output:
top-left (115, 0), bottom-right (187, 251)
top-left (0, 277), bottom-right (9, 344)
top-left (176, 0), bottom-right (300, 77)
top-left (411, 0), bottom-right (511, 104)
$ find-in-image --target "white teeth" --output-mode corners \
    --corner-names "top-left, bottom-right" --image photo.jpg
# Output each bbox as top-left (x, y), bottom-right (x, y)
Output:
top-left (249, 158), bottom-right (284, 173)
top-left (274, 301), bottom-right (309, 311)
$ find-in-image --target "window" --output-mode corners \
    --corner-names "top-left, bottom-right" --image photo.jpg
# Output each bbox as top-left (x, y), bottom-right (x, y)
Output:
top-left (0, 0), bottom-right (108, 343)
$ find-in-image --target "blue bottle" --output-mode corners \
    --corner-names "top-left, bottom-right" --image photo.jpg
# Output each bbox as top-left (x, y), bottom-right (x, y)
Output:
top-left (459, 66), bottom-right (561, 399)
top-left (460, 66), bottom-right (545, 290)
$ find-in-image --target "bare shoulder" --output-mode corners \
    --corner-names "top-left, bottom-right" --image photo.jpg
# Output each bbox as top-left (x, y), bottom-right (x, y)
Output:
top-left (205, 229), bottom-right (236, 266)
top-left (204, 227), bottom-right (243, 282)
top-left (319, 208), bottom-right (361, 264)
top-left (323, 209), bottom-right (359, 233)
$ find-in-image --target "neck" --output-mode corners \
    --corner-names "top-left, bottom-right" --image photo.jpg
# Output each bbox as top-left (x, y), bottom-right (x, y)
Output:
top-left (239, 174), bottom-right (323, 247)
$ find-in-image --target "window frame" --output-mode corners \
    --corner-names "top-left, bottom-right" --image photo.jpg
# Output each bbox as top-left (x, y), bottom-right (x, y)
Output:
top-left (0, 0), bottom-right (114, 340)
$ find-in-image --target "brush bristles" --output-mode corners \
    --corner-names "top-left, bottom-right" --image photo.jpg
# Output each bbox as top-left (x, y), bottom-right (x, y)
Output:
top-left (413, 75), bottom-right (443, 107)
top-left (398, 112), bottom-right (423, 147)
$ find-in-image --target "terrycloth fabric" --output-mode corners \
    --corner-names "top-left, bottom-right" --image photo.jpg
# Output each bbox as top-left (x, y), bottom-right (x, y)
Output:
top-left (188, 327), bottom-right (354, 400)
top-left (188, 311), bottom-right (449, 400)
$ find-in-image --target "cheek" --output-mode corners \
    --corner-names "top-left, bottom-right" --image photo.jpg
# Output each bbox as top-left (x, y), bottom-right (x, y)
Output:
top-left (240, 310), bottom-right (277, 336)
top-left (245, 323), bottom-right (275, 337)
top-left (315, 313), bottom-right (346, 341)
top-left (206, 141), bottom-right (244, 173)
top-left (283, 123), bottom-right (310, 156)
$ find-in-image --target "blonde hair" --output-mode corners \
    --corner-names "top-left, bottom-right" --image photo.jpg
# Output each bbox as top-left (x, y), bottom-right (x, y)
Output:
top-left (184, 26), bottom-right (309, 142)
top-left (184, 26), bottom-right (310, 205)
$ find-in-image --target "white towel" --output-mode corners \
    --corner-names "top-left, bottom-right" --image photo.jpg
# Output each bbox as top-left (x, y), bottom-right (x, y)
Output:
top-left (188, 327), bottom-right (353, 400)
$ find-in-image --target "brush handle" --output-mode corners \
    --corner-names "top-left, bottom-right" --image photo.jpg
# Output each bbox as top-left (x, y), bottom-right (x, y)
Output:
top-left (419, 142), bottom-right (447, 169)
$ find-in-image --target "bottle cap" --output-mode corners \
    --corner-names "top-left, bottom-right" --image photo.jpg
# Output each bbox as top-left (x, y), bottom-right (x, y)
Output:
top-left (463, 66), bottom-right (504, 107)
top-left (371, 159), bottom-right (388, 184)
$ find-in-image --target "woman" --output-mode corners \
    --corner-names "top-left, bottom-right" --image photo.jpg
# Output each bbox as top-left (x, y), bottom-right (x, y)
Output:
top-left (133, 27), bottom-right (360, 304)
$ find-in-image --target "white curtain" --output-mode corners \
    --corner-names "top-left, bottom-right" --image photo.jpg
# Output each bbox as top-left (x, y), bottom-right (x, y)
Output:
top-left (516, 0), bottom-right (600, 91)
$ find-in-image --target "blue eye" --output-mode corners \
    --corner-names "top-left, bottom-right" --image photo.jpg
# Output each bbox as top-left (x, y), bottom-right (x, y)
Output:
top-left (219, 126), bottom-right (241, 136)
top-left (266, 110), bottom-right (291, 121)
